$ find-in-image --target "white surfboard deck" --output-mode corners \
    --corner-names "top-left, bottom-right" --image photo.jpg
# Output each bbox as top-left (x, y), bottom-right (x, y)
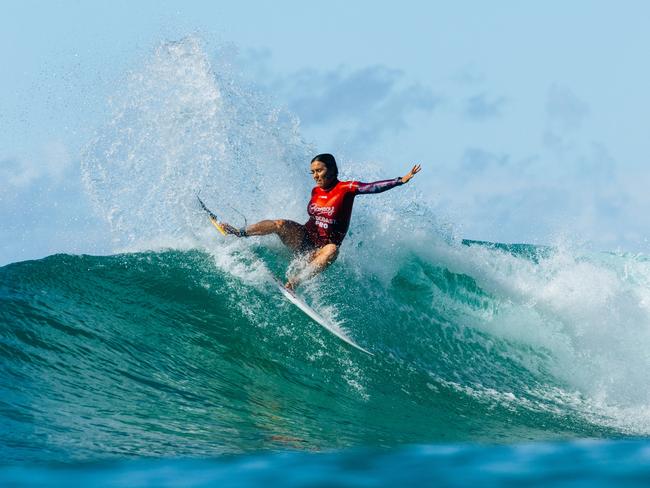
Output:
top-left (274, 279), bottom-right (373, 356)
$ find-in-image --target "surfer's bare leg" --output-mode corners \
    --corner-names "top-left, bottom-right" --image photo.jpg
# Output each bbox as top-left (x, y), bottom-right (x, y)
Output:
top-left (286, 244), bottom-right (339, 290)
top-left (224, 219), bottom-right (306, 252)
top-left (309, 243), bottom-right (339, 270)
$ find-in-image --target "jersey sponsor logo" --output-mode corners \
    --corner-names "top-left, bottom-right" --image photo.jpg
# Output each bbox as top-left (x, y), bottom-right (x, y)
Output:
top-left (314, 215), bottom-right (335, 224)
top-left (309, 203), bottom-right (335, 217)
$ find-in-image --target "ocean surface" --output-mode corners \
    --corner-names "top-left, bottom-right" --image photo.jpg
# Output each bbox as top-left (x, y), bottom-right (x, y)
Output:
top-left (3, 243), bottom-right (650, 485)
top-left (3, 36), bottom-right (650, 485)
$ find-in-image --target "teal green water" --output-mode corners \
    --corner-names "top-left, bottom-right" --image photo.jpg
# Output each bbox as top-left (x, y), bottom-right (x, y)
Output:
top-left (3, 241), bottom-right (640, 463)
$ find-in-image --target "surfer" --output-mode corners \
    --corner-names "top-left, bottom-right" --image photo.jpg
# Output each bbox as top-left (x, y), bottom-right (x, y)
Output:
top-left (221, 153), bottom-right (421, 290)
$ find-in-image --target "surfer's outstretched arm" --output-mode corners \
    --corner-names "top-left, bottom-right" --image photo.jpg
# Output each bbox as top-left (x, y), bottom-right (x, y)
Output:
top-left (356, 164), bottom-right (421, 194)
top-left (286, 244), bottom-right (339, 290)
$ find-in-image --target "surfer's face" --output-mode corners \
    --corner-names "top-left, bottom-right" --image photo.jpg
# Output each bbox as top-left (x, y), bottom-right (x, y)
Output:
top-left (310, 161), bottom-right (335, 188)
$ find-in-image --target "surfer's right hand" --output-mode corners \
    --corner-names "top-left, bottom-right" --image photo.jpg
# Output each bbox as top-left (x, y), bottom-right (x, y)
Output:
top-left (401, 164), bottom-right (421, 184)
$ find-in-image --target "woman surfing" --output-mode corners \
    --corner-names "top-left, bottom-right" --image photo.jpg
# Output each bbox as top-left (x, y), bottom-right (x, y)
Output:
top-left (220, 153), bottom-right (421, 289)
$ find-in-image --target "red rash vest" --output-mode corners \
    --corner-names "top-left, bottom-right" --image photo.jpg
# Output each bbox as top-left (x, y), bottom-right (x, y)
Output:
top-left (305, 178), bottom-right (403, 247)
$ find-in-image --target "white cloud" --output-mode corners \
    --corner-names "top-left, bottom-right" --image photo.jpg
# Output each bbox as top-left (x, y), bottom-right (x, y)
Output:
top-left (460, 148), bottom-right (510, 172)
top-left (239, 61), bottom-right (441, 152)
top-left (1, 141), bottom-right (72, 190)
top-left (546, 84), bottom-right (590, 131)
top-left (543, 84), bottom-right (590, 155)
top-left (285, 66), bottom-right (440, 143)
top-left (451, 65), bottom-right (486, 85)
top-left (463, 93), bottom-right (507, 121)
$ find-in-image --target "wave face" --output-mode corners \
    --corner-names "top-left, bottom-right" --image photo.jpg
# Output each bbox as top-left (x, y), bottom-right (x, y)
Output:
top-left (3, 36), bottom-right (650, 464)
top-left (2, 243), bottom-right (649, 462)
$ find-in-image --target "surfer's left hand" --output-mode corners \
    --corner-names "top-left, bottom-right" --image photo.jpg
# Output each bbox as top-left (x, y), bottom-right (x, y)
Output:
top-left (401, 164), bottom-right (421, 184)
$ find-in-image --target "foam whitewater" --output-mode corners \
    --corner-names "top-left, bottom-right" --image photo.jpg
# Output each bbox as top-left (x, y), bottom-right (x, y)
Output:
top-left (2, 36), bottom-right (650, 484)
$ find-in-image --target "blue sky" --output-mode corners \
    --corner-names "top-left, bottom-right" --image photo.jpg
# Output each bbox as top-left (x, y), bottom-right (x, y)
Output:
top-left (3, 1), bottom-right (650, 264)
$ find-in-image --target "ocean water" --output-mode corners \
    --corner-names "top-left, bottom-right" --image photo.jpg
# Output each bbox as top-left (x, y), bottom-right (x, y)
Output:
top-left (3, 36), bottom-right (650, 485)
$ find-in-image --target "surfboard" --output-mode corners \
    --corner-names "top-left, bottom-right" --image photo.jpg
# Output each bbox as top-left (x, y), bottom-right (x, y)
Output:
top-left (198, 195), bottom-right (372, 356)
top-left (274, 279), bottom-right (373, 356)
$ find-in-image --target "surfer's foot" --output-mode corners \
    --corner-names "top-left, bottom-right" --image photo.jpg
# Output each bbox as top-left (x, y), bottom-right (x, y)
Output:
top-left (221, 222), bottom-right (247, 237)
top-left (285, 280), bottom-right (296, 291)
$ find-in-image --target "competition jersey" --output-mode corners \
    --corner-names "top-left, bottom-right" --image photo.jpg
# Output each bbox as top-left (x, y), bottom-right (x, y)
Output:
top-left (305, 178), bottom-right (403, 247)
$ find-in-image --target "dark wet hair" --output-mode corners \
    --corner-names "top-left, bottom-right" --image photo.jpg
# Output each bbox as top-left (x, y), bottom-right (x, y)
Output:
top-left (311, 153), bottom-right (338, 177)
